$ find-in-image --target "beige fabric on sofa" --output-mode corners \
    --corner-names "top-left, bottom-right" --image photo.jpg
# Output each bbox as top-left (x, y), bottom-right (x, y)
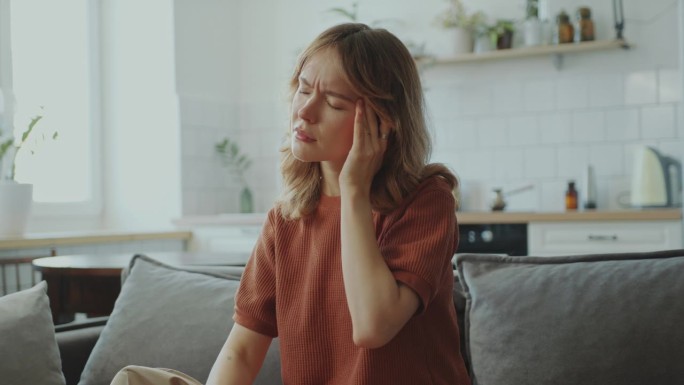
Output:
top-left (111, 366), bottom-right (202, 385)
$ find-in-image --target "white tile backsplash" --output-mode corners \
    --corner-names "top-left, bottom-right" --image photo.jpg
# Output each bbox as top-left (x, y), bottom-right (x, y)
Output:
top-left (588, 73), bottom-right (624, 108)
top-left (539, 112), bottom-right (572, 144)
top-left (508, 115), bottom-right (539, 146)
top-left (524, 80), bottom-right (555, 112)
top-left (524, 147), bottom-right (557, 178)
top-left (641, 105), bottom-right (676, 139)
top-left (556, 76), bottom-right (590, 110)
top-left (557, 146), bottom-right (590, 180)
top-left (493, 149), bottom-right (524, 180)
top-left (476, 118), bottom-right (508, 147)
top-left (571, 111), bottom-right (605, 143)
top-left (658, 69), bottom-right (682, 103)
top-left (492, 82), bottom-right (525, 114)
top-left (624, 71), bottom-right (658, 106)
top-left (176, 2), bottom-right (683, 215)
top-left (590, 144), bottom-right (624, 176)
top-left (604, 108), bottom-right (640, 141)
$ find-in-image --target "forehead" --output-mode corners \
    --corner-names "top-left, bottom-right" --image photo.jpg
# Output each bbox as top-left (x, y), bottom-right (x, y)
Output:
top-left (300, 48), bottom-right (354, 90)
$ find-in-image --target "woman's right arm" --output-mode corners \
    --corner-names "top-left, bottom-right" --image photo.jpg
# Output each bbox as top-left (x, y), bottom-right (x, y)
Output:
top-left (206, 323), bottom-right (273, 385)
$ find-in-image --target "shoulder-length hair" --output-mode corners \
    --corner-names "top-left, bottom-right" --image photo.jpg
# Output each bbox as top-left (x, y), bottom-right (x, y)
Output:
top-left (277, 23), bottom-right (457, 220)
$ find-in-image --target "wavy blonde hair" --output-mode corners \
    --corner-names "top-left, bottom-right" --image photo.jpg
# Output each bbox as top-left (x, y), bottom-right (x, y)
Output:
top-left (277, 23), bottom-right (457, 220)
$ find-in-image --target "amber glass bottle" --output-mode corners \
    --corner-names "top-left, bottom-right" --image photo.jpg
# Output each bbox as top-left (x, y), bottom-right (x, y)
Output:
top-left (575, 7), bottom-right (595, 42)
top-left (555, 10), bottom-right (574, 44)
top-left (565, 181), bottom-right (578, 210)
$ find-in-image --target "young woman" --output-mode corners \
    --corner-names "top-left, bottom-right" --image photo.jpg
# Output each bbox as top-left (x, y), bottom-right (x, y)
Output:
top-left (206, 23), bottom-right (470, 385)
top-left (112, 22), bottom-right (471, 385)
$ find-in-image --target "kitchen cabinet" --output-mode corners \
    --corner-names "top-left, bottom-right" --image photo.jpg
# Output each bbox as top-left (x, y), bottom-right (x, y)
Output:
top-left (528, 220), bottom-right (682, 256)
top-left (186, 225), bottom-right (261, 265)
top-left (420, 39), bottom-right (630, 70)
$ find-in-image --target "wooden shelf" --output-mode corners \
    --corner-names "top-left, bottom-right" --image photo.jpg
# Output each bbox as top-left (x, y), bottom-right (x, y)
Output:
top-left (418, 39), bottom-right (630, 70)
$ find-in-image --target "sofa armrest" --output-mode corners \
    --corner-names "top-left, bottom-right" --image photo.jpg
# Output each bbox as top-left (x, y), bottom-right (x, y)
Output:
top-left (56, 317), bottom-right (108, 385)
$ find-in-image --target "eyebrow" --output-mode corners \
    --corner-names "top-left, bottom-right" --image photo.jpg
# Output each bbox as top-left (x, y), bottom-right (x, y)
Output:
top-left (299, 76), bottom-right (355, 103)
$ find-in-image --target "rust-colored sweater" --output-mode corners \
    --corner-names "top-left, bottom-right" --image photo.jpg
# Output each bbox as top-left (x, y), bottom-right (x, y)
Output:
top-left (234, 177), bottom-right (471, 385)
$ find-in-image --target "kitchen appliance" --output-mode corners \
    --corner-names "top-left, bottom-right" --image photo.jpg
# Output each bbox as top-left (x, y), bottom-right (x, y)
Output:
top-left (630, 146), bottom-right (682, 208)
top-left (456, 223), bottom-right (527, 256)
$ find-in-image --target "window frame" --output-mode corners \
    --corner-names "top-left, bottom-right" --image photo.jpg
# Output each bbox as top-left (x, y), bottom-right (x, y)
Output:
top-left (5, 0), bottom-right (103, 219)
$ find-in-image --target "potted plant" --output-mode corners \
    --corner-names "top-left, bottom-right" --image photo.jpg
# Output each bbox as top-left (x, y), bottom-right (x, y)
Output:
top-left (493, 19), bottom-right (516, 50)
top-left (0, 110), bottom-right (58, 237)
top-left (215, 137), bottom-right (253, 213)
top-left (435, 0), bottom-right (485, 55)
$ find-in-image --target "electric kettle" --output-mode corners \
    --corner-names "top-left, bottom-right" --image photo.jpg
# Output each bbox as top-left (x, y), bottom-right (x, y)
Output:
top-left (630, 146), bottom-right (682, 208)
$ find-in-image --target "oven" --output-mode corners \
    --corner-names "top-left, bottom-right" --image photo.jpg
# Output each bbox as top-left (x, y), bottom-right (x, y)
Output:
top-left (456, 223), bottom-right (528, 256)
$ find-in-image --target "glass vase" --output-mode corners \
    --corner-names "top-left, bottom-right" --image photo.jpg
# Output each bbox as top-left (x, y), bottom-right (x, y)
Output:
top-left (240, 186), bottom-right (254, 213)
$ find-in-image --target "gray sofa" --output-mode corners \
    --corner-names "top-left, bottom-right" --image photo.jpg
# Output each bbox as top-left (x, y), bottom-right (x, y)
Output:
top-left (5, 249), bottom-right (684, 385)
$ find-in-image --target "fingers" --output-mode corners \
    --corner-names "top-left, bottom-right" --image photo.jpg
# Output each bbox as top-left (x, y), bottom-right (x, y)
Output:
top-left (355, 99), bottom-right (391, 152)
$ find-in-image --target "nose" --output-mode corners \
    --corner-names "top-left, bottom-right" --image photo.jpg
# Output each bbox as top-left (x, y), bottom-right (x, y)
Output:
top-left (297, 95), bottom-right (318, 123)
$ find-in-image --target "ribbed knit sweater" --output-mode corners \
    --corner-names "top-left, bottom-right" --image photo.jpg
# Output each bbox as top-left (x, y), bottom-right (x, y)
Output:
top-left (233, 176), bottom-right (471, 385)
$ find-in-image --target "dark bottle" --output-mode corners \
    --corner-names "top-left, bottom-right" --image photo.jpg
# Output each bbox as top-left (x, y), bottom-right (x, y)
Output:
top-left (575, 7), bottom-right (595, 42)
top-left (555, 10), bottom-right (574, 44)
top-left (565, 181), bottom-right (578, 210)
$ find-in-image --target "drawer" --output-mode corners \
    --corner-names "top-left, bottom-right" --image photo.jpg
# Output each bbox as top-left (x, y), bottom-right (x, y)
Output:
top-left (529, 220), bottom-right (683, 256)
top-left (187, 226), bottom-right (261, 263)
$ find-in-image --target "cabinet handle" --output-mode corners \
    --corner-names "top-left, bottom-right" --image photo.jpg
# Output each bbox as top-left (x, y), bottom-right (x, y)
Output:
top-left (587, 234), bottom-right (618, 241)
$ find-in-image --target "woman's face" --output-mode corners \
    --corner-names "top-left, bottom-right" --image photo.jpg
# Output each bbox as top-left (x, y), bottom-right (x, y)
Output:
top-left (290, 48), bottom-right (359, 169)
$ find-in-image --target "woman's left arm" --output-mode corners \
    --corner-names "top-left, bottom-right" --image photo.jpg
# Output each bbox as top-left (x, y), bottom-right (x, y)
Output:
top-left (340, 100), bottom-right (420, 349)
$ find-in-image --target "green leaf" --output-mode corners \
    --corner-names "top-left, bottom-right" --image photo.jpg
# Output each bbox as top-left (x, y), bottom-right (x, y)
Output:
top-left (52, 131), bottom-right (58, 140)
top-left (0, 138), bottom-right (14, 159)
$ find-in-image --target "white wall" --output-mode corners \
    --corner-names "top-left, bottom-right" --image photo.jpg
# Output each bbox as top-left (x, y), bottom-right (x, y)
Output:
top-left (176, 0), bottom-right (683, 214)
top-left (100, 0), bottom-right (182, 229)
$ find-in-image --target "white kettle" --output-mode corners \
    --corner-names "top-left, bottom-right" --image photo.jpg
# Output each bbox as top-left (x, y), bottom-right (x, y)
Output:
top-left (630, 146), bottom-right (682, 208)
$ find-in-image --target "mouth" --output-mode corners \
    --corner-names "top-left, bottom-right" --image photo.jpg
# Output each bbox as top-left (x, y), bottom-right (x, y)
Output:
top-left (294, 127), bottom-right (316, 143)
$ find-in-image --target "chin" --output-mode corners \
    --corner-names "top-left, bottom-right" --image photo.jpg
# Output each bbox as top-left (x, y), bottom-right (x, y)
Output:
top-left (290, 142), bottom-right (315, 163)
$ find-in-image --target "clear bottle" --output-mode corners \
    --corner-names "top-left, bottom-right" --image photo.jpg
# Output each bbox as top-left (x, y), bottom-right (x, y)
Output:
top-left (574, 7), bottom-right (595, 42)
top-left (523, 0), bottom-right (542, 47)
top-left (565, 181), bottom-right (578, 211)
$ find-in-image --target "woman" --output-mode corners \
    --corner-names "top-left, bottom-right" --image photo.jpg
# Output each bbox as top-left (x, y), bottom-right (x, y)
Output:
top-left (207, 23), bottom-right (470, 385)
top-left (113, 22), bottom-right (470, 385)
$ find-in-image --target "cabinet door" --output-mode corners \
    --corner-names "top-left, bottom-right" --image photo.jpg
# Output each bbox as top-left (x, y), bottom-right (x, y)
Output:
top-left (188, 226), bottom-right (261, 264)
top-left (528, 221), bottom-right (683, 256)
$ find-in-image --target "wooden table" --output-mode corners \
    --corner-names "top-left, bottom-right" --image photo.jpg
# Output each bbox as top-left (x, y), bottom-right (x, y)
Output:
top-left (32, 251), bottom-right (249, 324)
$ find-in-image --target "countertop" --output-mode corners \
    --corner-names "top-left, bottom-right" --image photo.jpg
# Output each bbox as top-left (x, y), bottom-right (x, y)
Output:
top-left (174, 208), bottom-right (683, 227)
top-left (456, 208), bottom-right (683, 224)
top-left (2, 209), bottom-right (679, 250)
top-left (0, 229), bottom-right (193, 250)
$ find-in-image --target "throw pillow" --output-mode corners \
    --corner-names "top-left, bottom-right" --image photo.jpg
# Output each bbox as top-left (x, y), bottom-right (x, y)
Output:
top-left (79, 254), bottom-right (281, 385)
top-left (0, 281), bottom-right (66, 385)
top-left (456, 249), bottom-right (684, 385)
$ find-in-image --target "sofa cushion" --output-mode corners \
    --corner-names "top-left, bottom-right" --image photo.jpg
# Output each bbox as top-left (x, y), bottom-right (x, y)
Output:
top-left (0, 281), bottom-right (66, 385)
top-left (456, 249), bottom-right (684, 385)
top-left (79, 254), bottom-right (281, 385)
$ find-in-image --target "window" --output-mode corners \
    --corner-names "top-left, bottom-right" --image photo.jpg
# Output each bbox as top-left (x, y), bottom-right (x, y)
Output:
top-left (8, 0), bottom-right (100, 214)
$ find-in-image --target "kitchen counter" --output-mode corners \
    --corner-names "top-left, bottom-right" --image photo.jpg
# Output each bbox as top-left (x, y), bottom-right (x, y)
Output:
top-left (0, 229), bottom-right (193, 250)
top-left (174, 208), bottom-right (682, 227)
top-left (456, 208), bottom-right (682, 224)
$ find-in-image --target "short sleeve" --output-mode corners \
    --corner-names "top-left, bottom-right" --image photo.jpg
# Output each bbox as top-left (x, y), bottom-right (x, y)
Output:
top-left (379, 178), bottom-right (457, 313)
top-left (233, 209), bottom-right (279, 337)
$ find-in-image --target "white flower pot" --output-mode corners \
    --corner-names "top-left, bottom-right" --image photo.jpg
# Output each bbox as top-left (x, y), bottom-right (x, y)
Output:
top-left (0, 182), bottom-right (33, 238)
top-left (453, 27), bottom-right (473, 55)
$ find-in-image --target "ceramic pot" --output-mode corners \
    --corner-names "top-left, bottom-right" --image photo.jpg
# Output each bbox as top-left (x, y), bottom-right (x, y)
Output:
top-left (0, 181), bottom-right (33, 237)
top-left (453, 27), bottom-right (473, 55)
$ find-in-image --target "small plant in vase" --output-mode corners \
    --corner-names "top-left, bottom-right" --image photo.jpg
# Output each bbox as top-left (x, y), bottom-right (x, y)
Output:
top-left (0, 109), bottom-right (58, 237)
top-left (435, 0), bottom-right (485, 55)
top-left (215, 137), bottom-right (254, 213)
